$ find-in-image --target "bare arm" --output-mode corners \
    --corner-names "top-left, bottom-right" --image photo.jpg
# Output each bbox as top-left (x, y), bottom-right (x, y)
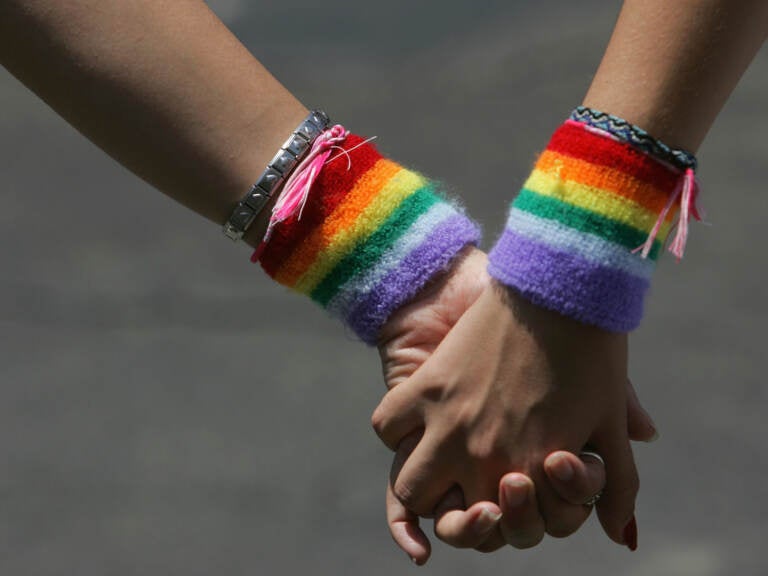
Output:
top-left (584, 0), bottom-right (768, 151)
top-left (0, 0), bottom-right (306, 245)
top-left (376, 0), bottom-right (768, 559)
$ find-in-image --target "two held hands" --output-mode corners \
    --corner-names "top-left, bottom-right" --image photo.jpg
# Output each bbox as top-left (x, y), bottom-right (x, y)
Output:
top-left (375, 248), bottom-right (655, 563)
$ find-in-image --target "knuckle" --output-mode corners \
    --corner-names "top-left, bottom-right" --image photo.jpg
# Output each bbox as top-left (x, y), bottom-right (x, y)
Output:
top-left (464, 425), bottom-right (508, 462)
top-left (370, 405), bottom-right (389, 438)
top-left (465, 437), bottom-right (495, 462)
top-left (419, 379), bottom-right (447, 404)
top-left (392, 479), bottom-right (418, 510)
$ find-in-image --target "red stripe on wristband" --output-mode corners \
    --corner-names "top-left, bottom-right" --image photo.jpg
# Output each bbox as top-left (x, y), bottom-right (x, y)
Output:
top-left (548, 122), bottom-right (680, 192)
top-left (260, 135), bottom-right (382, 275)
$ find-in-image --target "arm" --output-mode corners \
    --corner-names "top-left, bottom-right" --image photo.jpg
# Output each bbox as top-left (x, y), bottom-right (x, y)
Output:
top-left (0, 0), bottom-right (306, 245)
top-left (0, 0), bottom-right (609, 562)
top-left (376, 0), bottom-right (766, 554)
top-left (0, 0), bottom-right (482, 349)
top-left (585, 0), bottom-right (768, 152)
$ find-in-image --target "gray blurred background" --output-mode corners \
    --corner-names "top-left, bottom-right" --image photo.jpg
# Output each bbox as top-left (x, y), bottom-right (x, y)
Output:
top-left (1, 1), bottom-right (766, 574)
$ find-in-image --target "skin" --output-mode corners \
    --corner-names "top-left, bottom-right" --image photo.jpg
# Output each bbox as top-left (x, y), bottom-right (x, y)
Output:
top-left (584, 0), bottom-right (768, 152)
top-left (378, 248), bottom-right (657, 562)
top-left (373, 0), bottom-right (767, 562)
top-left (375, 280), bottom-right (639, 547)
top-left (0, 0), bottom-right (306, 247)
top-left (0, 0), bottom-right (643, 558)
top-left (2, 0), bottom-right (764, 564)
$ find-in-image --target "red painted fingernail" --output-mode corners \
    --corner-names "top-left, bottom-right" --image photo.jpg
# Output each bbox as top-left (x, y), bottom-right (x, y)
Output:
top-left (623, 516), bottom-right (638, 551)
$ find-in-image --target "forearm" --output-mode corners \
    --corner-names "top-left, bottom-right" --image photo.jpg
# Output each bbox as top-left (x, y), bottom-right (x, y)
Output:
top-left (0, 1), bottom-right (481, 343)
top-left (584, 0), bottom-right (768, 151)
top-left (489, 0), bottom-right (765, 330)
top-left (0, 0), bottom-right (306, 245)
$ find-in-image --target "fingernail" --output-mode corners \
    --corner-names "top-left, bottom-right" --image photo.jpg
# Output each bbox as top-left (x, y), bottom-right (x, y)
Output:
top-left (503, 477), bottom-right (529, 507)
top-left (623, 515), bottom-right (638, 551)
top-left (549, 454), bottom-right (574, 481)
top-left (473, 507), bottom-right (502, 535)
top-left (646, 428), bottom-right (661, 443)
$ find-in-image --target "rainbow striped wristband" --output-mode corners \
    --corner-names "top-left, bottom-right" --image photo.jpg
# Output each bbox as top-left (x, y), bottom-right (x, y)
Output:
top-left (258, 134), bottom-right (480, 344)
top-left (488, 115), bottom-right (697, 332)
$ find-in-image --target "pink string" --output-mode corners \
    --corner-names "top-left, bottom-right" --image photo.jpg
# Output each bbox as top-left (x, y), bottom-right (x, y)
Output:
top-left (634, 167), bottom-right (701, 261)
top-left (571, 117), bottom-right (703, 261)
top-left (251, 125), bottom-right (350, 262)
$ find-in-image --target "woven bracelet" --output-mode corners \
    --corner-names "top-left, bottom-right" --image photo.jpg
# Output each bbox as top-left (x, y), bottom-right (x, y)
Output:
top-left (570, 106), bottom-right (697, 170)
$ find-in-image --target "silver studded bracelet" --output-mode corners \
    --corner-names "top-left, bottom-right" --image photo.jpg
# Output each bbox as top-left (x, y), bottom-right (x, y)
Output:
top-left (223, 109), bottom-right (331, 241)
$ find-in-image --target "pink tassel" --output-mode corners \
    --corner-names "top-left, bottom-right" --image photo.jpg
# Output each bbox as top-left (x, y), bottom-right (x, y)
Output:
top-left (634, 167), bottom-right (701, 261)
top-left (667, 168), bottom-right (700, 261)
top-left (251, 125), bottom-right (350, 262)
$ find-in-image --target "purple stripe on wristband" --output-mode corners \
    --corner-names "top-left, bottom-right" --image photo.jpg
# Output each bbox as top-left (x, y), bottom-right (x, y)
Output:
top-left (346, 214), bottom-right (480, 344)
top-left (488, 229), bottom-right (648, 332)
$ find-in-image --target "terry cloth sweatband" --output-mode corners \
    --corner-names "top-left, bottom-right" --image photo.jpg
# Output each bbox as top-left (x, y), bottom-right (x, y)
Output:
top-left (488, 110), bottom-right (699, 332)
top-left (257, 132), bottom-right (481, 344)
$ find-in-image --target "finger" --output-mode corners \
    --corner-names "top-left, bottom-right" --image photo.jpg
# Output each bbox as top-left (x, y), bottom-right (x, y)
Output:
top-left (390, 433), bottom-right (456, 517)
top-left (474, 526), bottom-right (508, 554)
top-left (386, 480), bottom-right (431, 565)
top-left (434, 501), bottom-right (502, 549)
top-left (432, 488), bottom-right (507, 552)
top-left (593, 433), bottom-right (640, 550)
top-left (371, 382), bottom-right (424, 451)
top-left (455, 468), bottom-right (510, 548)
top-left (544, 450), bottom-right (606, 506)
top-left (389, 430), bottom-right (421, 490)
top-left (625, 378), bottom-right (659, 443)
top-left (497, 473), bottom-right (546, 549)
top-left (386, 433), bottom-right (431, 564)
top-left (529, 468), bottom-right (593, 539)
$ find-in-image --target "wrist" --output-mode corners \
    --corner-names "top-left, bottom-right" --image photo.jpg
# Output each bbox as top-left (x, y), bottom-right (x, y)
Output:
top-left (378, 246), bottom-right (488, 343)
top-left (494, 280), bottom-right (627, 342)
top-left (256, 126), bottom-right (480, 344)
top-left (488, 110), bottom-right (699, 331)
top-left (392, 246), bottom-right (488, 309)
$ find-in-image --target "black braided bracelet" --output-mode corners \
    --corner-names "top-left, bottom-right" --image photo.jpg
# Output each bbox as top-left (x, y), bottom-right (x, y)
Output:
top-left (570, 106), bottom-right (697, 171)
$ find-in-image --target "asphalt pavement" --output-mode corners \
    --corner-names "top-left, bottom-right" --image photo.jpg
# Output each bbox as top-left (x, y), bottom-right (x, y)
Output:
top-left (1, 1), bottom-right (766, 574)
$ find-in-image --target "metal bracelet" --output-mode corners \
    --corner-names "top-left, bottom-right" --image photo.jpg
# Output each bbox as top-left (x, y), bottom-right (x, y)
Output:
top-left (223, 109), bottom-right (331, 241)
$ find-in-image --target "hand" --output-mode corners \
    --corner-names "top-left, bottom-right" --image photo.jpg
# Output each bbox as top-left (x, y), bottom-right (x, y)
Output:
top-left (375, 282), bottom-right (637, 545)
top-left (387, 379), bottom-right (652, 563)
top-left (386, 442), bottom-right (611, 562)
top-left (377, 250), bottom-right (655, 563)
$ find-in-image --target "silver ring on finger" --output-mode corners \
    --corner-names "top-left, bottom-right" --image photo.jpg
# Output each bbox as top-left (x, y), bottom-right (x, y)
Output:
top-left (578, 451), bottom-right (605, 507)
top-left (578, 450), bottom-right (605, 466)
top-left (582, 489), bottom-right (603, 507)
